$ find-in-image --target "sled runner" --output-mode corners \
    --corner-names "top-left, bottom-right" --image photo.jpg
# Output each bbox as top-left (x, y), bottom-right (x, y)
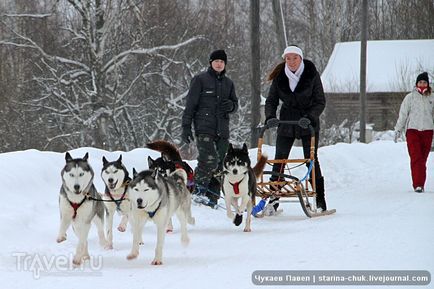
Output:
top-left (255, 120), bottom-right (336, 218)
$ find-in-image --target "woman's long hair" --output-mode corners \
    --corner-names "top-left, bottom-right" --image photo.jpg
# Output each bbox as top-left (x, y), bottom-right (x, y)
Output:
top-left (267, 61), bottom-right (285, 82)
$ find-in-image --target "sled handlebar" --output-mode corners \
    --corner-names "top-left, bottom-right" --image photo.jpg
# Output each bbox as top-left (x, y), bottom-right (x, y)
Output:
top-left (258, 120), bottom-right (315, 138)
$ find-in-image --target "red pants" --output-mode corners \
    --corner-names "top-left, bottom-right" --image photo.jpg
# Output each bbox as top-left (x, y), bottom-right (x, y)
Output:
top-left (406, 129), bottom-right (433, 189)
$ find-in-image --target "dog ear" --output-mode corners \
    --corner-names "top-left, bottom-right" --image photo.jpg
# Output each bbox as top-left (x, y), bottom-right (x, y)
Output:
top-left (65, 152), bottom-right (73, 162)
top-left (117, 155), bottom-right (122, 163)
top-left (228, 143), bottom-right (234, 153)
top-left (133, 168), bottom-right (138, 178)
top-left (242, 143), bottom-right (248, 153)
top-left (102, 156), bottom-right (108, 165)
top-left (83, 152), bottom-right (89, 161)
top-left (148, 156), bottom-right (154, 168)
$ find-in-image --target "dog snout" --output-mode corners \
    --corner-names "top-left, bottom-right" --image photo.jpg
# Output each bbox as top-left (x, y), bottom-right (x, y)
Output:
top-left (232, 169), bottom-right (238, 175)
top-left (108, 178), bottom-right (114, 184)
top-left (74, 184), bottom-right (80, 192)
top-left (136, 198), bottom-right (143, 206)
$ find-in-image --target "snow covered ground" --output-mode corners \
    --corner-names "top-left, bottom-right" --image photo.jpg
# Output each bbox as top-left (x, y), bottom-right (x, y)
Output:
top-left (0, 141), bottom-right (433, 289)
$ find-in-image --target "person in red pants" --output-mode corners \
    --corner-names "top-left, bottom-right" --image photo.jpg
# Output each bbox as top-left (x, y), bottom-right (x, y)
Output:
top-left (395, 72), bottom-right (433, 193)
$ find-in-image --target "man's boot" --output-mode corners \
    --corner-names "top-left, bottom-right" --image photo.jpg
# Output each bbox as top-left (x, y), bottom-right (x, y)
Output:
top-left (206, 177), bottom-right (221, 208)
top-left (192, 184), bottom-right (210, 205)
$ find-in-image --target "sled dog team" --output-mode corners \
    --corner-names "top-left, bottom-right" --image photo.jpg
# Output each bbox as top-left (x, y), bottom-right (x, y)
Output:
top-left (57, 140), bottom-right (267, 266)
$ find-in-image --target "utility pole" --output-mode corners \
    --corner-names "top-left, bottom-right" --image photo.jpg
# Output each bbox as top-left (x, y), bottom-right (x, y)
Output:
top-left (359, 0), bottom-right (368, 143)
top-left (250, 0), bottom-right (260, 148)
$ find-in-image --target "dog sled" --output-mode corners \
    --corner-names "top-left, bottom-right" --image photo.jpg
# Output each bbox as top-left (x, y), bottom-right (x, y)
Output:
top-left (255, 120), bottom-right (336, 218)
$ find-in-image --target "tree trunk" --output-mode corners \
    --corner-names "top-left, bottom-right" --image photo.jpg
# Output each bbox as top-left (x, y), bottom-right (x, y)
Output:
top-left (250, 0), bottom-right (260, 148)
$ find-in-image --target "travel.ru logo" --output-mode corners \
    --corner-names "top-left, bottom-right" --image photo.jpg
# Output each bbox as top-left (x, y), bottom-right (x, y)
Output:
top-left (12, 252), bottom-right (103, 279)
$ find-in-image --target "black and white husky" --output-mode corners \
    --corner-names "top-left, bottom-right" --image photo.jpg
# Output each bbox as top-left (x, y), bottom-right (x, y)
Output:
top-left (146, 140), bottom-right (194, 192)
top-left (147, 140), bottom-right (195, 232)
top-left (57, 152), bottom-right (107, 265)
top-left (126, 168), bottom-right (194, 265)
top-left (101, 155), bottom-right (131, 249)
top-left (222, 144), bottom-right (267, 232)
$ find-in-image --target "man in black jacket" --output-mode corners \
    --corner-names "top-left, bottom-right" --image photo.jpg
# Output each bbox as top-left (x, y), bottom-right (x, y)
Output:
top-left (181, 49), bottom-right (238, 207)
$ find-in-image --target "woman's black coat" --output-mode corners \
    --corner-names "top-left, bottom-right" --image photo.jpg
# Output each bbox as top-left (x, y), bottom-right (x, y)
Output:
top-left (265, 59), bottom-right (326, 138)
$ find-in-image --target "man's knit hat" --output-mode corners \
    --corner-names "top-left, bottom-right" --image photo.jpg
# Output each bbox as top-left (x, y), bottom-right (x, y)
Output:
top-left (209, 49), bottom-right (227, 64)
top-left (416, 72), bottom-right (429, 85)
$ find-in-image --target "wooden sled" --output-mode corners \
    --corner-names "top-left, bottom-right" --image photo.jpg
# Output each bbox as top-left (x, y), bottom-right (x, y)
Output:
top-left (255, 120), bottom-right (336, 218)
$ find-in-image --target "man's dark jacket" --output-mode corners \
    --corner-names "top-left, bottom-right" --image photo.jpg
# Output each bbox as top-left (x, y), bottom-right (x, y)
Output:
top-left (182, 67), bottom-right (238, 139)
top-left (265, 59), bottom-right (325, 137)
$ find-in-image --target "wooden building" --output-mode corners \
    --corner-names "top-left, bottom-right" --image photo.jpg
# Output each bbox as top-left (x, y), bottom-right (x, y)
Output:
top-left (321, 39), bottom-right (434, 131)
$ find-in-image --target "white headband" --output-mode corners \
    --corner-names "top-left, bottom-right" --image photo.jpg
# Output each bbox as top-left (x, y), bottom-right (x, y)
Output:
top-left (282, 46), bottom-right (303, 59)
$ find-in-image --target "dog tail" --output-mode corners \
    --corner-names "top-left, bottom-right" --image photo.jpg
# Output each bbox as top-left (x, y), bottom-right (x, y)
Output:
top-left (146, 140), bottom-right (182, 161)
top-left (170, 168), bottom-right (188, 185)
top-left (253, 154), bottom-right (268, 179)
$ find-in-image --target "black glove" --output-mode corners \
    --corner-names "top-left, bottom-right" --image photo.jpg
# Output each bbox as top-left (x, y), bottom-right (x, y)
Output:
top-left (220, 100), bottom-right (234, 112)
top-left (265, 117), bottom-right (279, 128)
top-left (306, 115), bottom-right (316, 127)
top-left (298, 117), bottom-right (311, 129)
top-left (181, 128), bottom-right (194, 144)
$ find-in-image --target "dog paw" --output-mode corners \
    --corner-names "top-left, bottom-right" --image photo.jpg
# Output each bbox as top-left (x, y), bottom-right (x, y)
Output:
top-left (117, 225), bottom-right (126, 232)
top-left (243, 227), bottom-right (252, 232)
top-left (233, 214), bottom-right (243, 226)
top-left (227, 212), bottom-right (235, 220)
top-left (151, 259), bottom-right (163, 265)
top-left (126, 253), bottom-right (138, 260)
top-left (105, 243), bottom-right (113, 250)
top-left (56, 236), bottom-right (67, 243)
top-left (166, 229), bottom-right (173, 233)
top-left (72, 257), bottom-right (82, 266)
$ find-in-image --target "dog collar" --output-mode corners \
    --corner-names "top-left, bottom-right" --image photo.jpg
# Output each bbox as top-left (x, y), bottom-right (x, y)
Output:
top-left (229, 176), bottom-right (245, 195)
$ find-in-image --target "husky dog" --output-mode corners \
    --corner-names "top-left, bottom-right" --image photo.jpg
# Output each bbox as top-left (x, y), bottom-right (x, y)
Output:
top-left (101, 155), bottom-right (131, 249)
top-left (147, 140), bottom-right (195, 232)
top-left (146, 140), bottom-right (194, 192)
top-left (57, 152), bottom-right (107, 265)
top-left (127, 168), bottom-right (194, 265)
top-left (222, 144), bottom-right (267, 232)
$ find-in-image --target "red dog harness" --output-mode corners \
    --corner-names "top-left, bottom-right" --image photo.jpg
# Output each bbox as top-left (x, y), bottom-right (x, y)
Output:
top-left (229, 176), bottom-right (245, 195)
top-left (69, 197), bottom-right (86, 219)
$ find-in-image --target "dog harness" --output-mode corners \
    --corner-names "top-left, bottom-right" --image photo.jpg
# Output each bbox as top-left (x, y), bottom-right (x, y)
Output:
top-left (106, 189), bottom-right (127, 211)
top-left (147, 202), bottom-right (161, 218)
top-left (68, 197), bottom-right (87, 219)
top-left (229, 176), bottom-right (245, 195)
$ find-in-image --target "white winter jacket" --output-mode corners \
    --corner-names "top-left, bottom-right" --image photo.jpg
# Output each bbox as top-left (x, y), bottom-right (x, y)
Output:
top-left (395, 89), bottom-right (434, 132)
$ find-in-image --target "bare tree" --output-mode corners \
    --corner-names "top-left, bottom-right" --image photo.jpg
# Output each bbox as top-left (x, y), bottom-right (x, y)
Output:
top-left (1, 0), bottom-right (203, 151)
top-left (1, 0), bottom-right (433, 152)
